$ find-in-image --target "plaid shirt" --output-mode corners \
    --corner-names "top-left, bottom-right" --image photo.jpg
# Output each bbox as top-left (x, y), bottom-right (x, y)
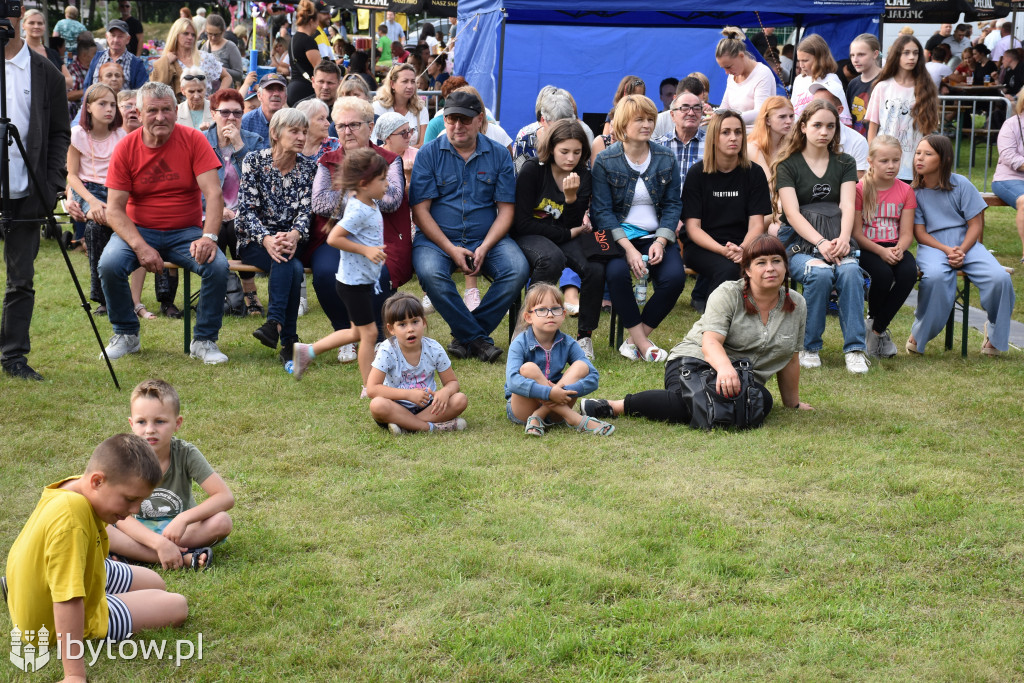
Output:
top-left (655, 127), bottom-right (706, 186)
top-left (68, 59), bottom-right (89, 119)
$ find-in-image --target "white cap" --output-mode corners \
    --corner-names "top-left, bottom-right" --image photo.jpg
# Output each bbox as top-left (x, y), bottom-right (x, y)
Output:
top-left (808, 80), bottom-right (844, 105)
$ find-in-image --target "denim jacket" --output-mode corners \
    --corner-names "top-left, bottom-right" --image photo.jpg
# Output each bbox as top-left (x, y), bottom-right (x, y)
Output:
top-left (504, 328), bottom-right (599, 400)
top-left (204, 124), bottom-right (265, 185)
top-left (590, 140), bottom-right (682, 243)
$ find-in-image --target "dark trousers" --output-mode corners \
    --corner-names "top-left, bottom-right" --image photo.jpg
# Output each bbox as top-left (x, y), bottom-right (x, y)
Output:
top-left (623, 357), bottom-right (774, 423)
top-left (310, 243), bottom-right (393, 342)
top-left (1, 199), bottom-right (40, 367)
top-left (683, 243), bottom-right (741, 304)
top-left (239, 242), bottom-right (304, 343)
top-left (859, 246), bottom-right (917, 333)
top-left (514, 233), bottom-right (605, 335)
top-left (84, 221), bottom-right (178, 306)
top-left (606, 237), bottom-right (687, 330)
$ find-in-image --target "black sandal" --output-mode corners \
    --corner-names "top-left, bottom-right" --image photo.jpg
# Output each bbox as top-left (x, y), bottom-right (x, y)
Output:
top-left (182, 546), bottom-right (213, 571)
top-left (161, 302), bottom-right (182, 319)
top-left (244, 291), bottom-right (265, 317)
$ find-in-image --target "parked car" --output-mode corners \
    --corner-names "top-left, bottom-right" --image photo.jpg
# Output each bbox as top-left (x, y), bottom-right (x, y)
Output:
top-left (408, 17), bottom-right (452, 42)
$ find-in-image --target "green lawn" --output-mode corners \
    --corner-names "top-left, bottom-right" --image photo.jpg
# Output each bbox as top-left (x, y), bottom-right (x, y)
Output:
top-left (1, 215), bottom-right (1023, 680)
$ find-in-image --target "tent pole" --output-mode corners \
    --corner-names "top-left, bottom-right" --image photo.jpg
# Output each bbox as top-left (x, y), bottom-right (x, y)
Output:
top-left (789, 16), bottom-right (803, 91)
top-left (496, 10), bottom-right (507, 121)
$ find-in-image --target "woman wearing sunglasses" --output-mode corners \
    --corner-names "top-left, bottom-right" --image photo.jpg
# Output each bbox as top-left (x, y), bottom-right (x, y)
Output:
top-left (176, 66), bottom-right (213, 130)
top-left (151, 17), bottom-right (231, 98)
top-left (374, 112), bottom-right (417, 191)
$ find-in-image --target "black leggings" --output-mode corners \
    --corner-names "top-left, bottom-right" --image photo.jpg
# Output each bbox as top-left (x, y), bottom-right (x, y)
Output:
top-left (859, 245), bottom-right (917, 333)
top-left (683, 243), bottom-right (741, 303)
top-left (622, 357), bottom-right (774, 423)
top-left (514, 233), bottom-right (605, 336)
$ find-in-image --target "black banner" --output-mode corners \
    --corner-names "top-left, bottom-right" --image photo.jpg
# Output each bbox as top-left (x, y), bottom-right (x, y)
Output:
top-left (885, 0), bottom-right (1010, 23)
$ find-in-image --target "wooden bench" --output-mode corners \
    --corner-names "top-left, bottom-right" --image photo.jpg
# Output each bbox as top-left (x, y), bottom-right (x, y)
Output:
top-left (982, 193), bottom-right (1008, 208)
top-left (163, 259), bottom-right (312, 355)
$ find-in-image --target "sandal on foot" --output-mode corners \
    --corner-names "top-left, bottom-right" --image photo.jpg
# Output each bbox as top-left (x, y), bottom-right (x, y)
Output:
top-left (182, 546), bottom-right (213, 571)
top-left (576, 416), bottom-right (615, 436)
top-left (134, 303), bottom-right (156, 320)
top-left (905, 337), bottom-right (922, 355)
top-left (245, 291), bottom-right (265, 317)
top-left (643, 345), bottom-right (667, 362)
top-left (161, 302), bottom-right (182, 319)
top-left (524, 415), bottom-right (545, 437)
top-left (981, 322), bottom-right (1001, 356)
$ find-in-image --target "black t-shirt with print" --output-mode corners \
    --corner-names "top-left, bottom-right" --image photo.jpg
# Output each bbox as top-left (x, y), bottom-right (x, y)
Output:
top-left (681, 160), bottom-right (772, 246)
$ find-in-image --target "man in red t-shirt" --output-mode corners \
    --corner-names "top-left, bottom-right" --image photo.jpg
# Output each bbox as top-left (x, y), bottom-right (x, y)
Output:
top-left (99, 81), bottom-right (231, 364)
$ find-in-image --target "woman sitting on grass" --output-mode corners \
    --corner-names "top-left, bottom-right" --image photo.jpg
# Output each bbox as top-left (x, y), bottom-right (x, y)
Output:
top-left (906, 135), bottom-right (1015, 356)
top-left (580, 235), bottom-right (812, 426)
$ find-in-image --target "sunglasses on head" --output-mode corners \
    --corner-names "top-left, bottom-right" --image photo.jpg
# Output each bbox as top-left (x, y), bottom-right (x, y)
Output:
top-left (182, 74), bottom-right (207, 82)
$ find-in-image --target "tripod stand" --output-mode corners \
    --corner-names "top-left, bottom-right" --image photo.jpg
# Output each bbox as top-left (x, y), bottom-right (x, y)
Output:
top-left (0, 15), bottom-right (119, 389)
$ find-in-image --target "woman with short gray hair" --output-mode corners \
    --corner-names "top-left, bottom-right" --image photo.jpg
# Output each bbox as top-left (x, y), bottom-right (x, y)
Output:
top-left (176, 66), bottom-right (213, 130)
top-left (296, 98), bottom-right (339, 161)
top-left (236, 107), bottom-right (317, 364)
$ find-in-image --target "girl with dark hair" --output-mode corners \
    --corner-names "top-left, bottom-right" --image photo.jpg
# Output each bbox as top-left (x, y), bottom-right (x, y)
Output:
top-left (907, 135), bottom-right (1015, 356)
top-left (772, 99), bottom-right (869, 373)
top-left (682, 110), bottom-right (771, 304)
top-left (865, 35), bottom-right (939, 181)
top-left (579, 234), bottom-right (812, 425)
top-left (512, 118), bottom-right (602, 359)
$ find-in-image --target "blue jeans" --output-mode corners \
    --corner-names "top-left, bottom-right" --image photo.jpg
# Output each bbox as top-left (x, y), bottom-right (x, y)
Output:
top-left (99, 226), bottom-right (228, 340)
top-left (992, 179), bottom-right (1024, 210)
top-left (789, 251), bottom-right (866, 353)
top-left (238, 242), bottom-right (304, 343)
top-left (412, 234), bottom-right (529, 345)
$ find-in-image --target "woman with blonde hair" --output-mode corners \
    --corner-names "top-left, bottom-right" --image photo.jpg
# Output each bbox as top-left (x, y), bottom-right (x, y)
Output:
top-left (748, 96), bottom-right (794, 180)
top-left (152, 17), bottom-right (231, 97)
top-left (791, 34), bottom-right (852, 125)
top-left (716, 27), bottom-right (777, 127)
top-left (373, 63), bottom-right (428, 146)
top-left (22, 9), bottom-right (63, 70)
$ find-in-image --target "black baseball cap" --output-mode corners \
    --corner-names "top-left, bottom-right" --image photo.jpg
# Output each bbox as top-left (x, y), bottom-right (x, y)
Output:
top-left (107, 19), bottom-right (130, 34)
top-left (259, 73), bottom-right (288, 88)
top-left (314, 1), bottom-right (330, 13)
top-left (443, 91), bottom-right (483, 118)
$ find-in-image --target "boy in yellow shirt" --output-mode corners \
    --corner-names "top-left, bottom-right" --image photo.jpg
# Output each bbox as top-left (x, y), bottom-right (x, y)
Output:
top-left (3, 434), bottom-right (188, 682)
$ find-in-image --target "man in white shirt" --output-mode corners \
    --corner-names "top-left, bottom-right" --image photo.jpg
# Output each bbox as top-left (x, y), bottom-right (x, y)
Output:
top-left (809, 82), bottom-right (868, 179)
top-left (2, 8), bottom-right (71, 380)
top-left (992, 21), bottom-right (1022, 65)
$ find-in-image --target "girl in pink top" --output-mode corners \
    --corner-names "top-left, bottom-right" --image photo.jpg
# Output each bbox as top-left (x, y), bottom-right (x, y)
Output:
top-left (853, 135), bottom-right (918, 358)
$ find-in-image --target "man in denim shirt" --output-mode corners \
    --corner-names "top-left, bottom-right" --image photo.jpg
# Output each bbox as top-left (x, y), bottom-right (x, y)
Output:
top-left (410, 91), bottom-right (529, 363)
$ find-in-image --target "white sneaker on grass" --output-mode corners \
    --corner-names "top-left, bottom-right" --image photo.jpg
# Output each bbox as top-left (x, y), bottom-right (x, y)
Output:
top-left (845, 351), bottom-right (870, 374)
top-left (577, 336), bottom-right (594, 360)
top-left (297, 296), bottom-right (309, 317)
top-left (422, 294), bottom-right (434, 315)
top-left (102, 334), bottom-right (140, 360)
top-left (798, 350), bottom-right (821, 368)
top-left (337, 343), bottom-right (357, 363)
top-left (618, 340), bottom-right (639, 360)
top-left (189, 339), bottom-right (228, 364)
top-left (432, 417), bottom-right (467, 432)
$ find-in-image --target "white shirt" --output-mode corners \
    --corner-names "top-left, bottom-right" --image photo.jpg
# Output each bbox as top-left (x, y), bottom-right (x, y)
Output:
top-left (925, 61), bottom-right (952, 88)
top-left (4, 42), bottom-right (31, 197)
top-left (720, 61), bottom-right (776, 127)
top-left (992, 34), bottom-right (1022, 63)
top-left (839, 126), bottom-right (869, 173)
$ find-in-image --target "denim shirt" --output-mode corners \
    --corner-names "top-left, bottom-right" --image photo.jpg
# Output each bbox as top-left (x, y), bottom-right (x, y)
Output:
top-left (204, 124), bottom-right (265, 185)
top-left (590, 140), bottom-right (682, 243)
top-left (504, 328), bottom-right (599, 400)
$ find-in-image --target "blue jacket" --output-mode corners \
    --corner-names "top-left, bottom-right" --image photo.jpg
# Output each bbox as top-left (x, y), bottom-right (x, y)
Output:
top-left (590, 140), bottom-right (682, 244)
top-left (203, 124), bottom-right (264, 184)
top-left (504, 328), bottom-right (598, 400)
top-left (83, 50), bottom-right (149, 91)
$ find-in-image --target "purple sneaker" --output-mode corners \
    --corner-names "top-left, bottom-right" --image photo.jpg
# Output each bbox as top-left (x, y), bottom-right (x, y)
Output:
top-left (292, 343), bottom-right (314, 380)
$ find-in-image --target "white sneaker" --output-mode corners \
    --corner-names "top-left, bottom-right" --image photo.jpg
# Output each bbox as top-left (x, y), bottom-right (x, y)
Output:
top-left (618, 340), bottom-right (639, 360)
top-left (564, 301), bottom-right (580, 317)
top-left (422, 294), bottom-right (434, 315)
top-left (189, 339), bottom-right (228, 364)
top-left (337, 343), bottom-right (357, 363)
top-left (799, 350), bottom-right (821, 368)
top-left (844, 351), bottom-right (870, 374)
top-left (577, 336), bottom-right (594, 360)
top-left (102, 333), bottom-right (140, 360)
top-left (464, 287), bottom-right (481, 311)
top-left (297, 296), bottom-right (309, 317)
top-left (431, 417), bottom-right (467, 432)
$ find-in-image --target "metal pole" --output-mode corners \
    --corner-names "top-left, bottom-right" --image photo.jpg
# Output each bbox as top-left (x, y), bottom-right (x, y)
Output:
top-left (496, 10), bottom-right (507, 121)
top-left (789, 16), bottom-right (802, 91)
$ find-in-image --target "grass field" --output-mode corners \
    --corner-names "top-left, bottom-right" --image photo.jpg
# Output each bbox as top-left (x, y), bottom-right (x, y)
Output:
top-left (1, 197), bottom-right (1023, 681)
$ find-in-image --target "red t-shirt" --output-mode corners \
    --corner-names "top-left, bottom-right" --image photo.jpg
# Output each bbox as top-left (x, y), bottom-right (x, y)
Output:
top-left (106, 124), bottom-right (221, 231)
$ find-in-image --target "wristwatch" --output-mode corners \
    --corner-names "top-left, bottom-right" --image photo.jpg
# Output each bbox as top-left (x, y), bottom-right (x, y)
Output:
top-left (203, 233), bottom-right (218, 243)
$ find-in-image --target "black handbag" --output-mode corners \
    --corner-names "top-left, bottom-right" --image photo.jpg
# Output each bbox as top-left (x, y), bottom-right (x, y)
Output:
top-left (676, 358), bottom-right (767, 431)
top-left (786, 201), bottom-right (857, 257)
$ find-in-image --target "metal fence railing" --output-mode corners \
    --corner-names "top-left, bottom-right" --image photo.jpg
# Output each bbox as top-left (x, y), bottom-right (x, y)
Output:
top-left (939, 94), bottom-right (1011, 192)
top-left (419, 90), bottom-right (442, 118)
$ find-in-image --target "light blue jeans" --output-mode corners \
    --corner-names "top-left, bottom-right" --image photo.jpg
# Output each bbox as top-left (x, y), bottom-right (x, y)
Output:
top-left (991, 179), bottom-right (1024, 210)
top-left (99, 226), bottom-right (228, 340)
top-left (789, 251), bottom-right (867, 353)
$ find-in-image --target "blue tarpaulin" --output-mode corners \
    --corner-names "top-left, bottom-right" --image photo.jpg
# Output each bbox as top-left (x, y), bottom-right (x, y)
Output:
top-left (455, 0), bottom-right (883, 134)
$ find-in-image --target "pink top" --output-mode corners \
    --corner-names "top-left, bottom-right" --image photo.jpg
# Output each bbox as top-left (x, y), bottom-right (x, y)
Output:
top-left (400, 145), bottom-right (417, 173)
top-left (994, 113), bottom-right (1024, 183)
top-left (71, 126), bottom-right (127, 184)
top-left (855, 178), bottom-right (917, 243)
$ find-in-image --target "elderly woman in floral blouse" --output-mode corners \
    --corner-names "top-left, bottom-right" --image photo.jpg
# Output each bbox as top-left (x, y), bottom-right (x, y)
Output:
top-left (236, 107), bottom-right (317, 364)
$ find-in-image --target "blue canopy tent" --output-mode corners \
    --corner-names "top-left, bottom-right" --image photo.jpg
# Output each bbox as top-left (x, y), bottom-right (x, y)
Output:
top-left (454, 0), bottom-right (884, 134)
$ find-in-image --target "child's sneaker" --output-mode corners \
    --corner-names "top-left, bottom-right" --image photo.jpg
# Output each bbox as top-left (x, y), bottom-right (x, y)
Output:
top-left (577, 336), bottom-right (594, 360)
top-left (292, 343), bottom-right (314, 380)
top-left (431, 417), bottom-right (467, 432)
top-left (337, 343), bottom-right (357, 363)
top-left (422, 294), bottom-right (434, 315)
top-left (877, 330), bottom-right (899, 358)
top-left (388, 423), bottom-right (407, 435)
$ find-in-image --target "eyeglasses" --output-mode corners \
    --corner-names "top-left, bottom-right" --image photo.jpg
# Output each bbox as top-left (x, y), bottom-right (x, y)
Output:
top-left (182, 74), bottom-right (206, 82)
top-left (530, 306), bottom-right (565, 318)
top-left (671, 104), bottom-right (702, 114)
top-left (213, 108), bottom-right (243, 118)
top-left (391, 129), bottom-right (413, 138)
top-left (444, 114), bottom-right (474, 126)
top-left (337, 121), bottom-right (368, 131)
